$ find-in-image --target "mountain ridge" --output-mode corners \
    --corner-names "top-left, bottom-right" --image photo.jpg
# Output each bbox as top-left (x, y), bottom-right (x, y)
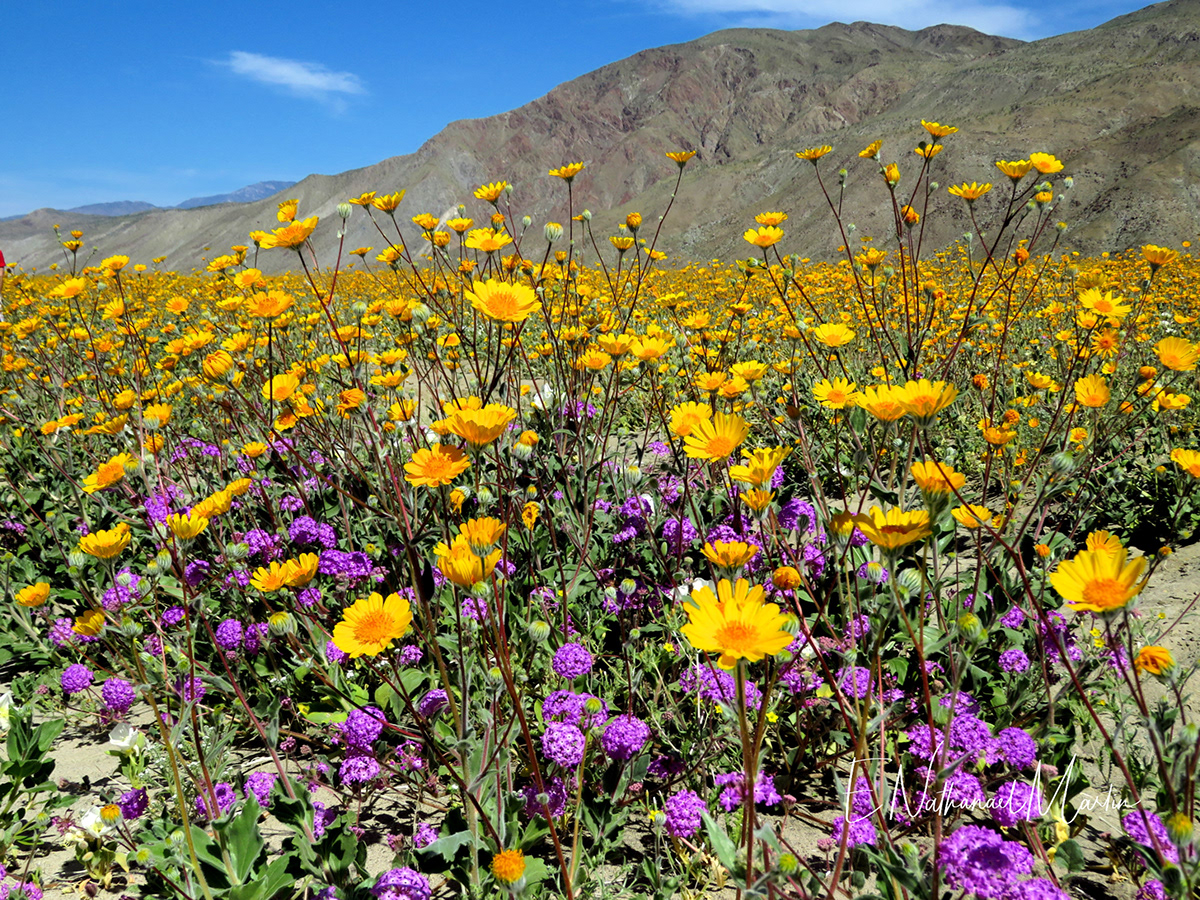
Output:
top-left (2, 181), bottom-right (299, 222)
top-left (2, 0), bottom-right (1196, 272)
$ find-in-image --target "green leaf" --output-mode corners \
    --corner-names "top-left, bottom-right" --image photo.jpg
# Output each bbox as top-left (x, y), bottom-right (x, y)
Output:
top-left (419, 828), bottom-right (477, 863)
top-left (702, 812), bottom-right (738, 872)
top-left (213, 795), bottom-right (265, 884)
top-left (1053, 839), bottom-right (1085, 873)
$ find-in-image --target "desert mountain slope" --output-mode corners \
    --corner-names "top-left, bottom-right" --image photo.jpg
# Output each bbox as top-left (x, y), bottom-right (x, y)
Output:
top-left (3, 0), bottom-right (1197, 272)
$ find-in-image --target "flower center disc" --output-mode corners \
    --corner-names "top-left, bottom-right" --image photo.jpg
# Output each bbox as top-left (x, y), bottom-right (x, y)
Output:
top-left (714, 621), bottom-right (757, 654)
top-left (354, 610), bottom-right (394, 645)
top-left (1081, 578), bottom-right (1127, 610)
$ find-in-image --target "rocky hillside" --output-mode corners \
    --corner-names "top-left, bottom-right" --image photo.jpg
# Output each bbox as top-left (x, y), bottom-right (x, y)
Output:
top-left (2, 0), bottom-right (1196, 272)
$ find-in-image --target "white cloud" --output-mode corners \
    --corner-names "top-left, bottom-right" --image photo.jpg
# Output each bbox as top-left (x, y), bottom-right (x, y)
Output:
top-left (224, 51), bottom-right (365, 106)
top-left (653, 0), bottom-right (1039, 39)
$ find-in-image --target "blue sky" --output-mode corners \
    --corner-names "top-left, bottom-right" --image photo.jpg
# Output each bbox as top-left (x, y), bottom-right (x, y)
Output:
top-left (0, 0), bottom-right (1149, 217)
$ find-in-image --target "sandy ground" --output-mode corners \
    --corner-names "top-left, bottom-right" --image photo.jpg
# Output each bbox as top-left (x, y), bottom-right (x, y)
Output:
top-left (10, 542), bottom-right (1200, 899)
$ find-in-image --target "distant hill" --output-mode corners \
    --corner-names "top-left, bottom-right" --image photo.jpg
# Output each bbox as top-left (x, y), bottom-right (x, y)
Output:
top-left (3, 0), bottom-right (1198, 271)
top-left (4, 181), bottom-right (299, 223)
top-left (64, 200), bottom-right (159, 217)
top-left (174, 181), bottom-right (298, 210)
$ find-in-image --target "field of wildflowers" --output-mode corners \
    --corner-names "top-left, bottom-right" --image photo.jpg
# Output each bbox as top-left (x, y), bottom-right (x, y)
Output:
top-left (0, 123), bottom-right (1198, 900)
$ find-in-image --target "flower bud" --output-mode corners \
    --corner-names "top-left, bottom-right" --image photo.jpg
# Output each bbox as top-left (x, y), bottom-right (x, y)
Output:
top-left (351, 301), bottom-right (369, 319)
top-left (269, 611), bottom-right (296, 636)
top-left (527, 620), bottom-right (552, 643)
top-left (68, 550), bottom-right (90, 568)
top-left (544, 222), bottom-right (563, 243)
top-left (583, 697), bottom-right (603, 715)
top-left (580, 209), bottom-right (592, 222)
top-left (619, 578), bottom-right (638, 596)
top-left (896, 568), bottom-right (924, 594)
top-left (1050, 452), bottom-right (1075, 477)
top-left (337, 202), bottom-right (352, 220)
top-left (521, 215), bottom-right (532, 229)
top-left (958, 612), bottom-right (985, 644)
top-left (226, 542), bottom-right (250, 561)
top-left (1165, 812), bottom-right (1193, 846)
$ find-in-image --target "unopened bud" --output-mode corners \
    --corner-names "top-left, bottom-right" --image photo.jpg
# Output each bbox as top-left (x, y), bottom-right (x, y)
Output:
top-left (1165, 812), bottom-right (1193, 846)
top-left (544, 222), bottom-right (563, 243)
top-left (269, 611), bottom-right (296, 636)
top-left (958, 612), bottom-right (985, 644)
top-left (1050, 452), bottom-right (1075, 477)
top-left (337, 202), bottom-right (352, 220)
top-left (527, 620), bottom-right (551, 643)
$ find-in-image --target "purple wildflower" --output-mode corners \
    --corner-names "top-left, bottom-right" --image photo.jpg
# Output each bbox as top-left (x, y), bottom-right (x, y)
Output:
top-left (398, 645), bottom-right (423, 666)
top-left (600, 715), bottom-right (650, 762)
top-left (418, 690), bottom-right (449, 719)
top-left (940, 825), bottom-right (1033, 899)
top-left (215, 619), bottom-right (244, 651)
top-left (999, 648), bottom-right (1030, 674)
top-left (118, 788), bottom-right (148, 820)
top-left (714, 771), bottom-right (781, 812)
top-left (244, 772), bottom-right (276, 807)
top-left (831, 814), bottom-right (877, 847)
top-left (371, 867), bottom-right (431, 900)
top-left (995, 728), bottom-right (1037, 770)
top-left (552, 643), bottom-right (594, 680)
top-left (522, 775), bottom-right (568, 819)
top-left (341, 707), bottom-right (386, 750)
top-left (101, 677), bottom-right (136, 713)
top-left (196, 783), bottom-right (237, 819)
top-left (991, 781), bottom-right (1043, 827)
top-left (61, 664), bottom-right (93, 696)
top-left (1004, 879), bottom-right (1071, 900)
top-left (542, 722), bottom-right (587, 768)
top-left (1001, 606), bottom-right (1026, 629)
top-left (1122, 810), bottom-right (1179, 864)
top-left (184, 560), bottom-right (211, 587)
top-left (326, 641), bottom-right (348, 665)
top-left (837, 666), bottom-right (872, 700)
top-left (664, 789), bottom-right (706, 838)
top-left (340, 755), bottom-right (381, 785)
